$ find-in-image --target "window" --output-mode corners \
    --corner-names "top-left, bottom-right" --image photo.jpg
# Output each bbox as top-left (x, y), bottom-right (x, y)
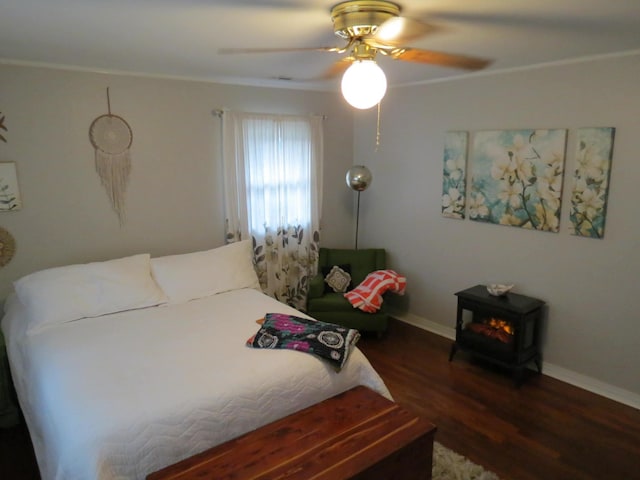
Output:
top-left (242, 116), bottom-right (315, 233)
top-left (221, 111), bottom-right (323, 309)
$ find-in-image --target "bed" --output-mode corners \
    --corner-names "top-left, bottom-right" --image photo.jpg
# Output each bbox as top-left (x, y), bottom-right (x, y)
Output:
top-left (1, 241), bottom-right (391, 480)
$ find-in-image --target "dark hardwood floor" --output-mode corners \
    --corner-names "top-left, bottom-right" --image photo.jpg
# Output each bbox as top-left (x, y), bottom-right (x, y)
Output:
top-left (358, 319), bottom-right (640, 480)
top-left (1, 318), bottom-right (639, 479)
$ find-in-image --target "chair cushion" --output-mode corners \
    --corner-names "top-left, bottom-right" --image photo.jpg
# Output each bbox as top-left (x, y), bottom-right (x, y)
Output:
top-left (307, 292), bottom-right (356, 312)
top-left (319, 248), bottom-right (385, 286)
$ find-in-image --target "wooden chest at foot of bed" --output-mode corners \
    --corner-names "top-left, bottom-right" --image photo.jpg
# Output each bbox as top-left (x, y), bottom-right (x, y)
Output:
top-left (147, 385), bottom-right (436, 480)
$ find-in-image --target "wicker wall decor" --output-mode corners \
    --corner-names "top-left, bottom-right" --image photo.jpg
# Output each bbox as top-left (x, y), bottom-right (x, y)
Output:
top-left (0, 226), bottom-right (15, 268)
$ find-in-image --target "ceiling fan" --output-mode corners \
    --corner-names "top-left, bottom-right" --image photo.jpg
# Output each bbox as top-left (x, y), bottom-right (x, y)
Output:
top-left (219, 1), bottom-right (492, 109)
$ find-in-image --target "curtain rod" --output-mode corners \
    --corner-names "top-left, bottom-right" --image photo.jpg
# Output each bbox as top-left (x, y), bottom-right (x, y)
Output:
top-left (212, 109), bottom-right (326, 120)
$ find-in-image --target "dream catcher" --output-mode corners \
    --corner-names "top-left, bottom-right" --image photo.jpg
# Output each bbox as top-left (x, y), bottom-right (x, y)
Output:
top-left (89, 88), bottom-right (133, 225)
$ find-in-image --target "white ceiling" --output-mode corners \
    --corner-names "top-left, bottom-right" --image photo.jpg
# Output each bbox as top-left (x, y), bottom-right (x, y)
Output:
top-left (1, 0), bottom-right (640, 91)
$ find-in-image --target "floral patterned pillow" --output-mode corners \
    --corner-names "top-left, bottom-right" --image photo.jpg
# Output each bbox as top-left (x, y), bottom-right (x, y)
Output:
top-left (321, 264), bottom-right (352, 293)
top-left (324, 265), bottom-right (352, 293)
top-left (247, 313), bottom-right (361, 370)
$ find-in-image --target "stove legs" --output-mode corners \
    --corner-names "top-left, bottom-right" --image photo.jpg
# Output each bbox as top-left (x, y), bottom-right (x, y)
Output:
top-left (448, 343), bottom-right (457, 362)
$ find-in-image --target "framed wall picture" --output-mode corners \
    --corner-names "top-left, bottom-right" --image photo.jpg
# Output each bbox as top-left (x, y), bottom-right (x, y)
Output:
top-left (441, 131), bottom-right (468, 219)
top-left (0, 162), bottom-right (22, 211)
top-left (569, 127), bottom-right (615, 239)
top-left (469, 129), bottom-right (568, 232)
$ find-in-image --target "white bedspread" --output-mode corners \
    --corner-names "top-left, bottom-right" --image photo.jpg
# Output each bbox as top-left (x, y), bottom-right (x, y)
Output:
top-left (2, 288), bottom-right (390, 480)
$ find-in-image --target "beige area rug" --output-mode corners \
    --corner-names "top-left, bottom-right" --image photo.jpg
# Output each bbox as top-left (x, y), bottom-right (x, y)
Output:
top-left (433, 442), bottom-right (500, 480)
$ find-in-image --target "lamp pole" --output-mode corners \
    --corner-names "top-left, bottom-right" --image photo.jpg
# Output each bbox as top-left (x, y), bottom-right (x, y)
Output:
top-left (346, 165), bottom-right (372, 251)
top-left (355, 190), bottom-right (361, 250)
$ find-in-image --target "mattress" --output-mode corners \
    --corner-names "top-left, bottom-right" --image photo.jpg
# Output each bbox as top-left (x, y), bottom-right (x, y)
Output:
top-left (2, 288), bottom-right (391, 480)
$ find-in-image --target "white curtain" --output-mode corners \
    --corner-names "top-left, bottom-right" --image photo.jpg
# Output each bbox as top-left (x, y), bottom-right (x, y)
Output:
top-left (222, 111), bottom-right (323, 310)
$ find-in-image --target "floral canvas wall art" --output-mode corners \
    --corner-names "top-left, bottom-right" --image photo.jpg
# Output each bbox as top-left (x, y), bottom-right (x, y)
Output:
top-left (469, 129), bottom-right (567, 232)
top-left (0, 162), bottom-right (21, 211)
top-left (441, 131), bottom-right (468, 219)
top-left (569, 127), bottom-right (615, 238)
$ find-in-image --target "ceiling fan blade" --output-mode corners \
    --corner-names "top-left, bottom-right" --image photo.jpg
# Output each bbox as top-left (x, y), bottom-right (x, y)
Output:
top-left (318, 57), bottom-right (354, 79)
top-left (387, 48), bottom-right (491, 70)
top-left (218, 46), bottom-right (340, 55)
top-left (369, 16), bottom-right (439, 46)
top-left (214, 0), bottom-right (315, 8)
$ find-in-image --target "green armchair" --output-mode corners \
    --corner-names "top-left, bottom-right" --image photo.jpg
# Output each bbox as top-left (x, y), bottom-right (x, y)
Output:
top-left (307, 247), bottom-right (389, 336)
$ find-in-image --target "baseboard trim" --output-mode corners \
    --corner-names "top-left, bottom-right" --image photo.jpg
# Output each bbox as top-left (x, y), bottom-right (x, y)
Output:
top-left (390, 310), bottom-right (640, 411)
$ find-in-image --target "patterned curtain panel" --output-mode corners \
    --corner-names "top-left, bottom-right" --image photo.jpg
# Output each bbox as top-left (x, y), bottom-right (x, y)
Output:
top-left (221, 111), bottom-right (323, 310)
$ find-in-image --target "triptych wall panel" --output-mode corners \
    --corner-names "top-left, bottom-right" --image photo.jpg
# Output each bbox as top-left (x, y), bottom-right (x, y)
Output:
top-left (441, 127), bottom-right (615, 239)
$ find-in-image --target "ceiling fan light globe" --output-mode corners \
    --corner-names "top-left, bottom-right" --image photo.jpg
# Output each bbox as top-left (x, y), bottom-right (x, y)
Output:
top-left (341, 60), bottom-right (387, 109)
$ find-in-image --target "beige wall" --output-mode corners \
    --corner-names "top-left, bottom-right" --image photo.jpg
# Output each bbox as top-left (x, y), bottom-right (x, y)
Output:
top-left (0, 65), bottom-right (356, 299)
top-left (353, 53), bottom-right (640, 405)
top-left (2, 55), bottom-right (639, 407)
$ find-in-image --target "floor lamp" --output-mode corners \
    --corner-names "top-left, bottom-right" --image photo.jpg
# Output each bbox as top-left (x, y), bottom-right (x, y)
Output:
top-left (346, 165), bottom-right (373, 250)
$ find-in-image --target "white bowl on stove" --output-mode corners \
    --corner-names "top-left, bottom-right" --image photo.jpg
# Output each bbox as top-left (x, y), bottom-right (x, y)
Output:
top-left (486, 283), bottom-right (514, 296)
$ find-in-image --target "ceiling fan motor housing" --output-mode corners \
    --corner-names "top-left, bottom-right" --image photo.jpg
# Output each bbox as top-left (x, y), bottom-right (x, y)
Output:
top-left (331, 0), bottom-right (401, 39)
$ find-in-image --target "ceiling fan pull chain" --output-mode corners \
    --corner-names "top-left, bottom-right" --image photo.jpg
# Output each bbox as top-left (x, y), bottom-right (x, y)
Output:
top-left (375, 101), bottom-right (382, 150)
top-left (106, 87), bottom-right (112, 116)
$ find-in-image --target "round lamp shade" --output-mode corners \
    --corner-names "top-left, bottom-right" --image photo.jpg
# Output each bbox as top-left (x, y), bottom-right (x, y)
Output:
top-left (346, 165), bottom-right (373, 192)
top-left (341, 60), bottom-right (387, 110)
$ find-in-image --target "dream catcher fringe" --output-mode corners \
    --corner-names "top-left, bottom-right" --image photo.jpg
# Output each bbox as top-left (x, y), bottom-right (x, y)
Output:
top-left (89, 88), bottom-right (133, 225)
top-left (94, 148), bottom-right (131, 224)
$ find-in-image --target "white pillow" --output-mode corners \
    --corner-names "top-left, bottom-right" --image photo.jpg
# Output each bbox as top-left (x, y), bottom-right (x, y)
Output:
top-left (150, 240), bottom-right (261, 305)
top-left (14, 254), bottom-right (168, 334)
